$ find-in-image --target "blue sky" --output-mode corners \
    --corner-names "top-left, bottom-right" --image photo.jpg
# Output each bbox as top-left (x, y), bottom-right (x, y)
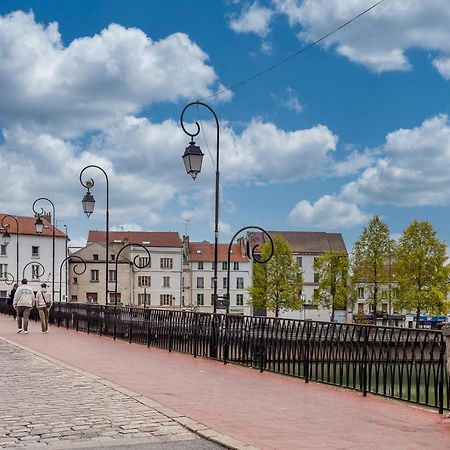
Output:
top-left (1, 0), bottom-right (450, 251)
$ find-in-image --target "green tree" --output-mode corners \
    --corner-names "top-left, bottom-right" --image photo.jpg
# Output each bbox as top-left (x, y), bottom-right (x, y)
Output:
top-left (313, 252), bottom-right (349, 321)
top-left (249, 235), bottom-right (303, 317)
top-left (352, 216), bottom-right (395, 324)
top-left (393, 220), bottom-right (449, 328)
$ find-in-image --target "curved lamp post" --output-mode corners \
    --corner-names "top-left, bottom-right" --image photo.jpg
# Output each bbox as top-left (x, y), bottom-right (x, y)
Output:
top-left (1, 215), bottom-right (19, 283)
top-left (22, 261), bottom-right (45, 280)
top-left (59, 255), bottom-right (87, 303)
top-left (223, 226), bottom-right (274, 314)
top-left (180, 101), bottom-right (219, 312)
top-left (33, 198), bottom-right (56, 304)
top-left (80, 165), bottom-right (109, 305)
top-left (114, 244), bottom-right (151, 306)
top-left (3, 271), bottom-right (15, 286)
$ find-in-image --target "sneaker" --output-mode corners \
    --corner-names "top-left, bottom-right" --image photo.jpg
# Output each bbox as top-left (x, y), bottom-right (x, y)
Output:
top-left (23, 331), bottom-right (28, 334)
top-left (17, 329), bottom-right (23, 333)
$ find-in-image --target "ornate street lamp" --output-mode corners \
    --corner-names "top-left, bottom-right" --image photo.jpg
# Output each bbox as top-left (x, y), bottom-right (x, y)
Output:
top-left (59, 255), bottom-right (87, 303)
top-left (1, 215), bottom-right (19, 283)
top-left (33, 198), bottom-right (56, 304)
top-left (180, 101), bottom-right (220, 313)
top-left (22, 261), bottom-right (45, 280)
top-left (80, 165), bottom-right (110, 306)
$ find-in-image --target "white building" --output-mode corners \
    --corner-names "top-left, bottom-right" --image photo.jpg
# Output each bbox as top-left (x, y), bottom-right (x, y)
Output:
top-left (69, 231), bottom-right (183, 307)
top-left (0, 213), bottom-right (68, 300)
top-left (182, 236), bottom-right (252, 315)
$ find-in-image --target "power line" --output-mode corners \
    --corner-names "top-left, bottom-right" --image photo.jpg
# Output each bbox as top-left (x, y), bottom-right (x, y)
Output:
top-left (200, 0), bottom-right (387, 102)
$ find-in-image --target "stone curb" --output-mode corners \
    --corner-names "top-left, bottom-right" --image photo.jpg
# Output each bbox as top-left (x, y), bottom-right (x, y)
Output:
top-left (0, 336), bottom-right (258, 450)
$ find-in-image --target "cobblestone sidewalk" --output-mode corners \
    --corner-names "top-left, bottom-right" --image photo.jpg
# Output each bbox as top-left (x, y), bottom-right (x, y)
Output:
top-left (0, 339), bottom-right (212, 449)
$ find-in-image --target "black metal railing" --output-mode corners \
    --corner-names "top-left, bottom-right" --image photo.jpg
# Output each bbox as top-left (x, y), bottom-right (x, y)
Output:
top-left (1, 301), bottom-right (448, 413)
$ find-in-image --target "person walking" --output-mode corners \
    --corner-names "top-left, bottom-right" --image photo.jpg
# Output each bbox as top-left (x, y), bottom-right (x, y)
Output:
top-left (7, 283), bottom-right (18, 319)
top-left (13, 279), bottom-right (35, 334)
top-left (36, 283), bottom-right (52, 333)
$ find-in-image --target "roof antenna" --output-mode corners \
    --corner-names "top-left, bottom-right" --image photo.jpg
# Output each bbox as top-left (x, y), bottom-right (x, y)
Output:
top-left (184, 219), bottom-right (190, 236)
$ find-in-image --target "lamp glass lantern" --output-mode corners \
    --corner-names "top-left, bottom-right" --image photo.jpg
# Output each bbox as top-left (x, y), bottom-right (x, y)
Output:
top-left (34, 216), bottom-right (44, 235)
top-left (1, 229), bottom-right (11, 246)
top-left (182, 140), bottom-right (204, 180)
top-left (82, 190), bottom-right (96, 217)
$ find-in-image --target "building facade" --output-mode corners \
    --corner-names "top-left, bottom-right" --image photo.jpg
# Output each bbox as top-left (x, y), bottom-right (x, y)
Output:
top-left (182, 236), bottom-right (252, 315)
top-left (69, 231), bottom-right (183, 307)
top-left (247, 231), bottom-right (348, 321)
top-left (0, 213), bottom-right (68, 300)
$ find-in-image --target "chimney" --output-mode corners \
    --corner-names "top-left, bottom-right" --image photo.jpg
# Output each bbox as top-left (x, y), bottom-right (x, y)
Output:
top-left (36, 211), bottom-right (52, 224)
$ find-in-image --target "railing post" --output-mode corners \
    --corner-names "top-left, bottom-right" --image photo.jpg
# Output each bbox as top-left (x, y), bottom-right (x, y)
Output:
top-left (223, 313), bottom-right (229, 365)
top-left (113, 306), bottom-right (117, 341)
top-left (129, 307), bottom-right (133, 344)
top-left (260, 318), bottom-right (266, 373)
top-left (57, 302), bottom-right (61, 327)
top-left (304, 320), bottom-right (311, 383)
top-left (168, 310), bottom-right (173, 352)
top-left (440, 325), bottom-right (450, 414)
top-left (99, 306), bottom-right (103, 337)
top-left (362, 326), bottom-right (368, 397)
top-left (193, 313), bottom-right (198, 358)
top-left (87, 305), bottom-right (90, 334)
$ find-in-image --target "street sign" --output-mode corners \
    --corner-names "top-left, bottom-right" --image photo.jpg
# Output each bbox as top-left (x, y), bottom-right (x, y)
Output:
top-left (216, 298), bottom-right (229, 309)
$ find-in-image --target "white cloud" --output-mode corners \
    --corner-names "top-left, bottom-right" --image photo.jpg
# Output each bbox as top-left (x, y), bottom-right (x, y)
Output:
top-left (341, 115), bottom-right (450, 206)
top-left (289, 195), bottom-right (369, 229)
top-left (271, 87), bottom-right (303, 114)
top-left (273, 0), bottom-right (450, 75)
top-left (0, 11), bottom-right (226, 136)
top-left (332, 148), bottom-right (379, 177)
top-left (110, 223), bottom-right (143, 231)
top-left (229, 2), bottom-right (274, 37)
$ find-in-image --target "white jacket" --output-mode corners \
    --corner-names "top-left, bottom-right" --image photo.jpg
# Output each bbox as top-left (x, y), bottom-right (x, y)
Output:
top-left (13, 285), bottom-right (36, 308)
top-left (36, 289), bottom-right (52, 308)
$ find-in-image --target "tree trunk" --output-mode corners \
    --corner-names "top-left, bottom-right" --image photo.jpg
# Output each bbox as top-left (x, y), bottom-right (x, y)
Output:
top-left (416, 307), bottom-right (421, 329)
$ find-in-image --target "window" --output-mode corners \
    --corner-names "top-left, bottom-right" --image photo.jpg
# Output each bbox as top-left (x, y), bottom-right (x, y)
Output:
top-left (233, 262), bottom-right (239, 271)
top-left (163, 276), bottom-right (170, 288)
top-left (110, 254), bottom-right (116, 261)
top-left (93, 254), bottom-right (99, 261)
top-left (108, 270), bottom-right (116, 282)
top-left (223, 277), bottom-right (228, 289)
top-left (236, 277), bottom-right (244, 289)
top-left (314, 272), bottom-right (320, 283)
top-left (297, 257), bottom-right (303, 267)
top-left (381, 290), bottom-right (387, 299)
top-left (71, 295), bottom-right (78, 302)
top-left (198, 261), bottom-right (204, 270)
top-left (358, 303), bottom-right (364, 313)
top-left (138, 276), bottom-right (151, 287)
top-left (160, 294), bottom-right (172, 306)
top-left (222, 262), bottom-right (228, 270)
top-left (357, 287), bottom-right (365, 299)
top-left (31, 264), bottom-right (40, 279)
top-left (392, 288), bottom-right (398, 299)
top-left (109, 292), bottom-right (121, 304)
top-left (160, 258), bottom-right (173, 269)
top-left (197, 277), bottom-right (204, 289)
top-left (236, 294), bottom-right (244, 306)
top-left (313, 289), bottom-right (319, 301)
top-left (139, 256), bottom-right (150, 268)
top-left (0, 290), bottom-right (7, 298)
top-left (90, 270), bottom-right (99, 282)
top-left (0, 245), bottom-right (6, 256)
top-left (211, 277), bottom-right (215, 288)
top-left (0, 264), bottom-right (7, 277)
top-left (138, 293), bottom-right (151, 305)
top-left (32, 246), bottom-right (39, 257)
top-left (197, 293), bottom-right (204, 305)
top-left (382, 303), bottom-right (388, 313)
top-left (211, 294), bottom-right (214, 305)
top-left (86, 292), bottom-right (98, 303)
top-left (73, 277), bottom-right (78, 284)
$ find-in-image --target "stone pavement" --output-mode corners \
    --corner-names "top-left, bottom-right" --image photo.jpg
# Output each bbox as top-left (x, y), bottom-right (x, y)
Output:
top-left (0, 339), bottom-right (223, 449)
top-left (1, 314), bottom-right (450, 449)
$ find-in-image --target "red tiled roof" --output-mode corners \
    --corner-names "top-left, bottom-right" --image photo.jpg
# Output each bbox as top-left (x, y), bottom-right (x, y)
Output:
top-left (188, 242), bottom-right (248, 262)
top-left (87, 230), bottom-right (182, 248)
top-left (0, 213), bottom-right (66, 238)
top-left (250, 231), bottom-right (347, 254)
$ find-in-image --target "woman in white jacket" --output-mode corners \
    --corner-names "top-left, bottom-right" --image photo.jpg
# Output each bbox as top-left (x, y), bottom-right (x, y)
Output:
top-left (13, 278), bottom-right (36, 334)
top-left (36, 283), bottom-right (52, 333)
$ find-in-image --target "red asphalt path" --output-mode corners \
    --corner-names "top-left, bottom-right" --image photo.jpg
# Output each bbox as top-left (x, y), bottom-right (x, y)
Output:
top-left (1, 315), bottom-right (449, 450)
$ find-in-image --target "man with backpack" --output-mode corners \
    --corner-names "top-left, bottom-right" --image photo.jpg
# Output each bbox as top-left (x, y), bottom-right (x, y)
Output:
top-left (13, 278), bottom-right (36, 334)
top-left (36, 283), bottom-right (52, 333)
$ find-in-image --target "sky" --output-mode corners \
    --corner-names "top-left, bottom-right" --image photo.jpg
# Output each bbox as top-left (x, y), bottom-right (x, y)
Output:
top-left (1, 0), bottom-right (450, 251)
